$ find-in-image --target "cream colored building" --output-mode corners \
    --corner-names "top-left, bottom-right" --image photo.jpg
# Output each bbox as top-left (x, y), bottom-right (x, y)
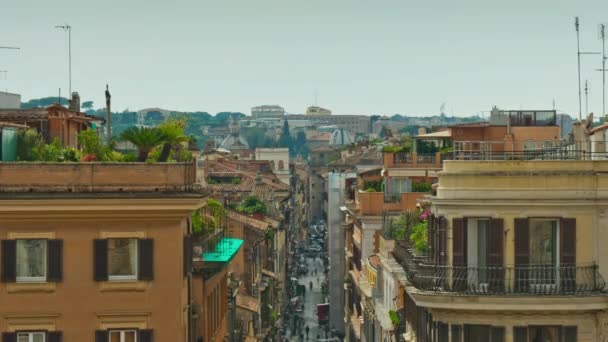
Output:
top-left (396, 159), bottom-right (608, 342)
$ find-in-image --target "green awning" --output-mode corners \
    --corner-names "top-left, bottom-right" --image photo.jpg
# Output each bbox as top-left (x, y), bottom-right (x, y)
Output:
top-left (202, 237), bottom-right (243, 263)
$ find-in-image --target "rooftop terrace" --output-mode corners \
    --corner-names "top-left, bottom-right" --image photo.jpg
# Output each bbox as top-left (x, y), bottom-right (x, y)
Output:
top-left (0, 161), bottom-right (197, 193)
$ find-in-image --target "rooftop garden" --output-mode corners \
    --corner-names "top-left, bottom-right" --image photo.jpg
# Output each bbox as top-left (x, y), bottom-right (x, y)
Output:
top-left (13, 119), bottom-right (194, 163)
top-left (386, 210), bottom-right (429, 254)
top-left (236, 196), bottom-right (267, 215)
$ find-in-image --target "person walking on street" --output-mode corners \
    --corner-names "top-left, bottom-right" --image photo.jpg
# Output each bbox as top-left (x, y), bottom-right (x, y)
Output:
top-left (305, 326), bottom-right (310, 340)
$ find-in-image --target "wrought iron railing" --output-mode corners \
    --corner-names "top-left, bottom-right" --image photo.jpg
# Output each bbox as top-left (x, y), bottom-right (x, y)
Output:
top-left (394, 152), bottom-right (412, 164)
top-left (416, 153), bottom-right (436, 164)
top-left (393, 240), bottom-right (607, 295)
top-left (384, 193), bottom-right (401, 203)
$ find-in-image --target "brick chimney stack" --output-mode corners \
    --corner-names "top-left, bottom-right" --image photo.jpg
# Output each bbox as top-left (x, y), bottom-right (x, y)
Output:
top-left (68, 92), bottom-right (80, 112)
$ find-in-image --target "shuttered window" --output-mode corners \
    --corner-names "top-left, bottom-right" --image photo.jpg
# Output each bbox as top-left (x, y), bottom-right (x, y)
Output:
top-left (488, 219), bottom-right (504, 292)
top-left (47, 240), bottom-right (63, 282)
top-left (94, 238), bottom-right (154, 282)
top-left (452, 218), bottom-right (466, 266)
top-left (93, 239), bottom-right (108, 281)
top-left (427, 214), bottom-right (435, 260)
top-left (514, 326), bottom-right (577, 342)
top-left (1, 240), bottom-right (17, 283)
top-left (47, 332), bottom-right (62, 342)
top-left (560, 218), bottom-right (576, 265)
top-left (137, 239), bottom-right (154, 281)
top-left (2, 331), bottom-right (61, 342)
top-left (438, 216), bottom-right (447, 266)
top-left (1, 239), bottom-right (62, 283)
top-left (514, 218), bottom-right (529, 290)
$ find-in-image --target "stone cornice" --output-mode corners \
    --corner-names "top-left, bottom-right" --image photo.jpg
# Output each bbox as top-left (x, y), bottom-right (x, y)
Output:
top-left (0, 197), bottom-right (205, 219)
top-left (408, 287), bottom-right (608, 311)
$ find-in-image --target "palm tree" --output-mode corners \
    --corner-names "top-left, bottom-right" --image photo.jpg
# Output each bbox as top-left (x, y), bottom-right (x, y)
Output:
top-left (121, 126), bottom-right (164, 162)
top-left (157, 120), bottom-right (189, 162)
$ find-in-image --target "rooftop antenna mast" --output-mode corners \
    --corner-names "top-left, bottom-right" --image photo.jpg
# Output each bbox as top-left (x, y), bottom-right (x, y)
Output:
top-left (575, 17), bottom-right (601, 120)
top-left (54, 23), bottom-right (72, 96)
top-left (585, 80), bottom-right (590, 115)
top-left (597, 24), bottom-right (607, 117)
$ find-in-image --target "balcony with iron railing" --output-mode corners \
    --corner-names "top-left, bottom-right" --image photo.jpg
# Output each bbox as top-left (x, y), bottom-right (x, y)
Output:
top-left (392, 239), bottom-right (607, 296)
top-left (357, 191), bottom-right (426, 216)
top-left (383, 141), bottom-right (608, 170)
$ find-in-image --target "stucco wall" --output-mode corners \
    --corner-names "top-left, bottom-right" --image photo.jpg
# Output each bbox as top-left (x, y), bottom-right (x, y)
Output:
top-left (0, 211), bottom-right (189, 340)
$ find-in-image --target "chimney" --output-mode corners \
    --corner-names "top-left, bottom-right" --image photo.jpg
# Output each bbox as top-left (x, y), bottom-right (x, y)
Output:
top-left (105, 84), bottom-right (112, 142)
top-left (69, 92), bottom-right (80, 112)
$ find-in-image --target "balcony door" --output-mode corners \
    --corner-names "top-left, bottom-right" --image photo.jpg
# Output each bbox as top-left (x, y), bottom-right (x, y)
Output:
top-left (467, 219), bottom-right (490, 288)
top-left (529, 219), bottom-right (558, 288)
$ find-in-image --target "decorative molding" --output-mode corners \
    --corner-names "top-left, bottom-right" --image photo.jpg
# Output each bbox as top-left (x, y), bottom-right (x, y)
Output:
top-left (7, 232), bottom-right (56, 240)
top-left (6, 282), bottom-right (56, 293)
top-left (98, 281), bottom-right (149, 292)
top-left (100, 231), bottom-right (146, 239)
top-left (96, 311), bottom-right (150, 329)
top-left (2, 312), bottom-right (60, 332)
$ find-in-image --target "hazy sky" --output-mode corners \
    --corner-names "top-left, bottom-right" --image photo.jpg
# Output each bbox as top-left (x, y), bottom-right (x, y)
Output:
top-left (1, 0), bottom-right (607, 117)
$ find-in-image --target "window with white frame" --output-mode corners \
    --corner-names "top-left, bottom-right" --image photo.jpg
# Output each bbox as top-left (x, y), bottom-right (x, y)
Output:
top-left (16, 240), bottom-right (47, 282)
top-left (108, 238), bottom-right (138, 280)
top-left (17, 332), bottom-right (45, 342)
top-left (109, 330), bottom-right (137, 342)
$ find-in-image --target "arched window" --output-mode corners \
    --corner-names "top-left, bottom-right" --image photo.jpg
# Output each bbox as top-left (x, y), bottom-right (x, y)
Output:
top-left (278, 160), bottom-right (284, 170)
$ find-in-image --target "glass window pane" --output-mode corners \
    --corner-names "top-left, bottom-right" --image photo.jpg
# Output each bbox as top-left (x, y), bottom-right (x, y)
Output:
top-left (124, 331), bottom-right (136, 342)
top-left (33, 332), bottom-right (45, 342)
top-left (451, 325), bottom-right (462, 342)
top-left (109, 331), bottom-right (121, 342)
top-left (530, 326), bottom-right (561, 342)
top-left (491, 327), bottom-right (504, 342)
top-left (564, 326), bottom-right (577, 342)
top-left (513, 327), bottom-right (528, 342)
top-left (438, 322), bottom-right (449, 342)
top-left (16, 240), bottom-right (47, 279)
top-left (108, 239), bottom-right (137, 277)
top-left (17, 333), bottom-right (29, 342)
top-left (529, 220), bottom-right (557, 266)
top-left (464, 325), bottom-right (490, 342)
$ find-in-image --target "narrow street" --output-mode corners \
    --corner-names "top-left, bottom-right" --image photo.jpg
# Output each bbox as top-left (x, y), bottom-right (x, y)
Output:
top-left (283, 221), bottom-right (332, 341)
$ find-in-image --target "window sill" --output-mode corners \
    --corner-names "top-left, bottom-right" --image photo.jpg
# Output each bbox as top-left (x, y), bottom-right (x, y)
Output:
top-left (6, 282), bottom-right (56, 293)
top-left (99, 281), bottom-right (148, 292)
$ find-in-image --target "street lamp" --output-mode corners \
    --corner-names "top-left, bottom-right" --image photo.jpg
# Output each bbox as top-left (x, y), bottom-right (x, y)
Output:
top-left (55, 24), bottom-right (72, 96)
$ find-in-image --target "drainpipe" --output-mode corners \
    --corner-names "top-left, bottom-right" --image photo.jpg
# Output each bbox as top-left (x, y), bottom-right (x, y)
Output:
top-left (187, 216), bottom-right (193, 342)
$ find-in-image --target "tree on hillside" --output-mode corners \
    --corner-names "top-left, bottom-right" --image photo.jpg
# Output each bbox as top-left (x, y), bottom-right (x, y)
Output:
top-left (294, 130), bottom-right (309, 158)
top-left (145, 111), bottom-right (165, 125)
top-left (82, 101), bottom-right (94, 111)
top-left (245, 127), bottom-right (275, 149)
top-left (21, 97), bottom-right (69, 109)
top-left (278, 120), bottom-right (292, 149)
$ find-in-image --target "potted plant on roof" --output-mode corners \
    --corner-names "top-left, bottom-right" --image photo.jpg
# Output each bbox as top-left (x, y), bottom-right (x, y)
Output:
top-left (157, 119), bottom-right (189, 162)
top-left (120, 126), bottom-right (165, 162)
top-left (237, 196), bottom-right (267, 220)
top-left (78, 129), bottom-right (101, 162)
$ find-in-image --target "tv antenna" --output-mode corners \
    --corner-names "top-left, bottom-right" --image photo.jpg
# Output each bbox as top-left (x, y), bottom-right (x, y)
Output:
top-left (596, 24), bottom-right (607, 117)
top-left (575, 17), bottom-right (601, 120)
top-left (585, 80), bottom-right (589, 115)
